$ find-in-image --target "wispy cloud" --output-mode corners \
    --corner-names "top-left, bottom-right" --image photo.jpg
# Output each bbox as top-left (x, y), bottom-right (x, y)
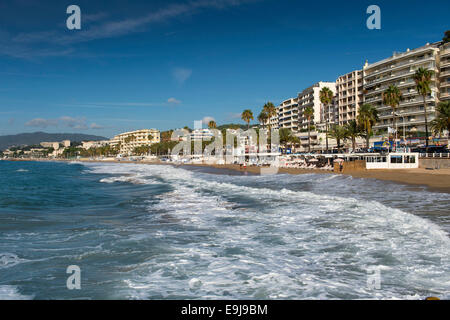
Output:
top-left (2, 0), bottom-right (258, 59)
top-left (60, 100), bottom-right (181, 109)
top-left (25, 118), bottom-right (58, 128)
top-left (201, 116), bottom-right (215, 125)
top-left (25, 116), bottom-right (104, 130)
top-left (167, 97), bottom-right (182, 104)
top-left (172, 68), bottom-right (192, 84)
top-left (90, 123), bottom-right (105, 129)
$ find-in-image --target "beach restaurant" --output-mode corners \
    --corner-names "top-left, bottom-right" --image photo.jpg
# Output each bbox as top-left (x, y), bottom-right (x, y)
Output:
top-left (365, 153), bottom-right (419, 169)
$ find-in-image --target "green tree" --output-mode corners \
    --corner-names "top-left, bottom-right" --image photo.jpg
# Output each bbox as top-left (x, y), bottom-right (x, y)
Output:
top-left (357, 103), bottom-right (379, 149)
top-left (431, 101), bottom-right (450, 138)
top-left (443, 30), bottom-right (450, 43)
top-left (382, 85), bottom-right (403, 151)
top-left (329, 125), bottom-right (348, 153)
top-left (319, 87), bottom-right (334, 152)
top-left (208, 120), bottom-right (217, 129)
top-left (345, 120), bottom-right (362, 151)
top-left (262, 102), bottom-right (277, 131)
top-left (304, 106), bottom-right (314, 152)
top-left (257, 111), bottom-right (268, 130)
top-left (413, 67), bottom-right (434, 151)
top-left (241, 109), bottom-right (254, 130)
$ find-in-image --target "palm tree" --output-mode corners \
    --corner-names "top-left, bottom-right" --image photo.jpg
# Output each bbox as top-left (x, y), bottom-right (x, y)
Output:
top-left (329, 125), bottom-right (348, 153)
top-left (443, 30), bottom-right (450, 43)
top-left (208, 120), bottom-right (217, 129)
top-left (241, 109), bottom-right (254, 130)
top-left (382, 85), bottom-right (403, 151)
top-left (263, 102), bottom-right (277, 131)
top-left (304, 106), bottom-right (314, 152)
top-left (431, 101), bottom-right (450, 138)
top-left (357, 103), bottom-right (379, 149)
top-left (257, 111), bottom-right (268, 130)
top-left (345, 120), bottom-right (361, 152)
top-left (413, 67), bottom-right (434, 152)
top-left (319, 87), bottom-right (334, 152)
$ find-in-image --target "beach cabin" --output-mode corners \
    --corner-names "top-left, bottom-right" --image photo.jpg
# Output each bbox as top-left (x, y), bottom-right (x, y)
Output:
top-left (365, 153), bottom-right (419, 169)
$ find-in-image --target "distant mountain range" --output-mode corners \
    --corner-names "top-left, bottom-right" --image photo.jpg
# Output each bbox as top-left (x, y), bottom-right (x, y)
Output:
top-left (0, 132), bottom-right (109, 150)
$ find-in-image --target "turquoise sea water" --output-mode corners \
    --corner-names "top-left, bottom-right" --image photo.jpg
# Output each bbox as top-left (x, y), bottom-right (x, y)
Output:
top-left (0, 160), bottom-right (449, 299)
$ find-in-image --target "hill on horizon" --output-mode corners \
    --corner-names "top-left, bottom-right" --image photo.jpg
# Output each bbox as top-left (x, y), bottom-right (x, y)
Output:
top-left (0, 132), bottom-right (109, 150)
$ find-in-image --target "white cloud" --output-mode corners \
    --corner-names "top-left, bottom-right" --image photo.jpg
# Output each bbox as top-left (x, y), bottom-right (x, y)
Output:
top-left (24, 116), bottom-right (104, 130)
top-left (60, 116), bottom-right (88, 129)
top-left (172, 68), bottom-right (192, 84)
top-left (167, 97), bottom-right (181, 104)
top-left (202, 116), bottom-right (216, 125)
top-left (3, 0), bottom-right (257, 59)
top-left (90, 123), bottom-right (104, 129)
top-left (25, 118), bottom-right (58, 128)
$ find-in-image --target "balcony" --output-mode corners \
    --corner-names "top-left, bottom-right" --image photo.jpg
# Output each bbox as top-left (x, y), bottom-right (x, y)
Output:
top-left (365, 55), bottom-right (436, 79)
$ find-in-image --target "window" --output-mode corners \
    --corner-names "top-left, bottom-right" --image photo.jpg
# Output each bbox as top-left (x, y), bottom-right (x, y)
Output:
top-left (391, 156), bottom-right (403, 164)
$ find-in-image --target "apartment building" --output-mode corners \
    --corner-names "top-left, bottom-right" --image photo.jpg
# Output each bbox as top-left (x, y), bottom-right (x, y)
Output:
top-left (110, 129), bottom-right (160, 155)
top-left (440, 41), bottom-right (450, 101)
top-left (263, 114), bottom-right (279, 129)
top-left (363, 43), bottom-right (440, 134)
top-left (297, 81), bottom-right (336, 132)
top-left (278, 98), bottom-right (299, 132)
top-left (190, 128), bottom-right (214, 141)
top-left (336, 70), bottom-right (364, 125)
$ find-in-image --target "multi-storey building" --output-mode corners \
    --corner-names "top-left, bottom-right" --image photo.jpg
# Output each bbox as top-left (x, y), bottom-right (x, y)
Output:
top-left (363, 43), bottom-right (440, 134)
top-left (297, 81), bottom-right (336, 132)
top-left (190, 128), bottom-right (214, 141)
top-left (439, 41), bottom-right (450, 102)
top-left (277, 98), bottom-right (299, 132)
top-left (110, 129), bottom-right (160, 155)
top-left (336, 70), bottom-right (364, 125)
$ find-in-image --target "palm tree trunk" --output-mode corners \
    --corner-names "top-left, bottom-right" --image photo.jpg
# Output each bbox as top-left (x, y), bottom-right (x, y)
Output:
top-left (366, 122), bottom-right (370, 149)
top-left (308, 121), bottom-right (311, 153)
top-left (325, 119), bottom-right (329, 153)
top-left (393, 112), bottom-right (397, 152)
top-left (423, 94), bottom-right (429, 152)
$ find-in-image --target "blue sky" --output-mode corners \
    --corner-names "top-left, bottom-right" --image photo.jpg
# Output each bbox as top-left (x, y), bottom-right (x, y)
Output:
top-left (0, 0), bottom-right (449, 138)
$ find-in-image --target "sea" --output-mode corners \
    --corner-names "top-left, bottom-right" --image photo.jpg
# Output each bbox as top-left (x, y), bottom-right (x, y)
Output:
top-left (0, 160), bottom-right (449, 300)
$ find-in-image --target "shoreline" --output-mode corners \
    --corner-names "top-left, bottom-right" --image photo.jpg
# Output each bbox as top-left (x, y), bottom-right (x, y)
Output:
top-left (3, 158), bottom-right (450, 193)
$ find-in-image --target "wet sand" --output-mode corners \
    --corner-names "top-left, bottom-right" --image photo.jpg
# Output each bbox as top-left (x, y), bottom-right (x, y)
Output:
top-left (176, 163), bottom-right (450, 192)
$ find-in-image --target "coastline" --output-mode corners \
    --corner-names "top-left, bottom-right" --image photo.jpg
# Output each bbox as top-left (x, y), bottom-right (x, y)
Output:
top-left (3, 158), bottom-right (450, 193)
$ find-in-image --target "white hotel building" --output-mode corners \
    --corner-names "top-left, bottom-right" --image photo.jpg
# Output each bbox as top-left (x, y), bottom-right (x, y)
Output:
top-left (440, 41), bottom-right (450, 102)
top-left (297, 81), bottom-right (336, 132)
top-left (336, 70), bottom-right (364, 126)
top-left (363, 43), bottom-right (441, 134)
top-left (277, 98), bottom-right (299, 132)
top-left (110, 129), bottom-right (160, 155)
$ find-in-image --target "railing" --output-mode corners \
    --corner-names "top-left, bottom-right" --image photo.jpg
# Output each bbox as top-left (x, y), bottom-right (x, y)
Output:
top-left (419, 153), bottom-right (450, 158)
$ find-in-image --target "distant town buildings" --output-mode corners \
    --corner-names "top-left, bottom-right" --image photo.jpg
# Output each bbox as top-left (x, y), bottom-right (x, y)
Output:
top-left (109, 129), bottom-right (160, 155)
